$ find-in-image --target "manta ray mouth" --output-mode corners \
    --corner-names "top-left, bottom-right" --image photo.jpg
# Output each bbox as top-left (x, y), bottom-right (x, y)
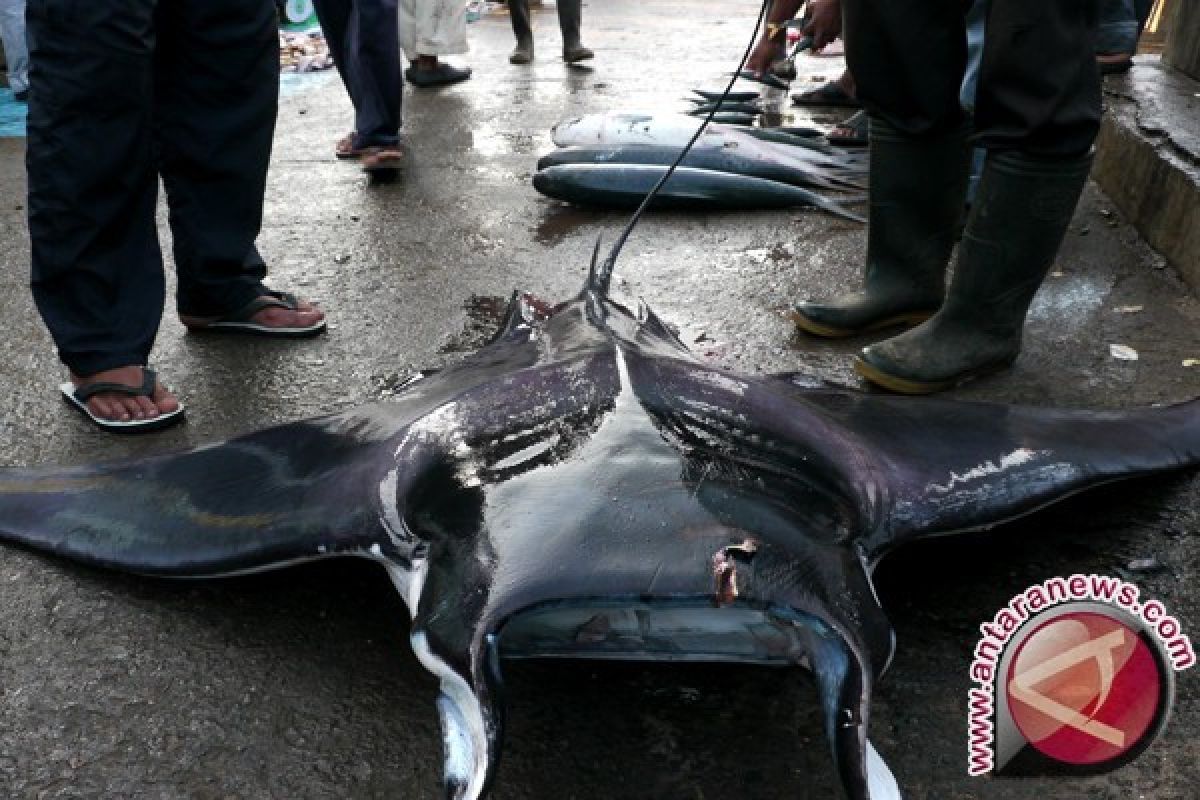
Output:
top-left (498, 600), bottom-right (814, 664)
top-left (497, 601), bottom-right (902, 800)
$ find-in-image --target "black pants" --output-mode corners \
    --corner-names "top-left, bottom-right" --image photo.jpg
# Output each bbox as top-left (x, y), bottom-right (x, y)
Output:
top-left (843, 0), bottom-right (1101, 157)
top-left (312, 0), bottom-right (403, 149)
top-left (25, 0), bottom-right (279, 376)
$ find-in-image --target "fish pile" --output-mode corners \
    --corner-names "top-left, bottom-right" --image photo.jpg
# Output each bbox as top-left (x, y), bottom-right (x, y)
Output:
top-left (279, 31), bottom-right (334, 73)
top-left (534, 100), bottom-right (868, 222)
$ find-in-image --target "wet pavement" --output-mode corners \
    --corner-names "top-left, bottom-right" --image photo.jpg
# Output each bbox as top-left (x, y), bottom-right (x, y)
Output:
top-left (0, 2), bottom-right (1197, 798)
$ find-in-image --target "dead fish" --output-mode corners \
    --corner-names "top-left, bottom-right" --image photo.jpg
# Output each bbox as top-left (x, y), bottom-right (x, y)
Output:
top-left (687, 101), bottom-right (765, 115)
top-left (692, 88), bottom-right (762, 103)
top-left (537, 143), bottom-right (864, 193)
top-left (551, 111), bottom-right (859, 162)
top-left (703, 112), bottom-right (761, 127)
top-left (531, 163), bottom-right (865, 221)
top-left (0, 263), bottom-right (1196, 800)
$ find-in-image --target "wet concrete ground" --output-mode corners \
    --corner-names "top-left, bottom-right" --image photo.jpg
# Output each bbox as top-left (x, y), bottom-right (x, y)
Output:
top-left (0, 2), bottom-right (1197, 798)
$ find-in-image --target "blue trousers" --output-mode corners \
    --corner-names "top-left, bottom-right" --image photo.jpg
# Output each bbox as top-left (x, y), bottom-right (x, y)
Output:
top-left (312, 0), bottom-right (403, 148)
top-left (26, 0), bottom-right (279, 375)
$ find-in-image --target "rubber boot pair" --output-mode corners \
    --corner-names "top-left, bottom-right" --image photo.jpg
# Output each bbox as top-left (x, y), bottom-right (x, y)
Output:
top-left (508, 0), bottom-right (593, 64)
top-left (794, 116), bottom-right (1092, 394)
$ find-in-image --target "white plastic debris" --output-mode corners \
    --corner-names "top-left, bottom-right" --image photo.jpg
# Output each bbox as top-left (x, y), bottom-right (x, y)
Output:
top-left (1109, 344), bottom-right (1139, 361)
top-left (1113, 305), bottom-right (1144, 314)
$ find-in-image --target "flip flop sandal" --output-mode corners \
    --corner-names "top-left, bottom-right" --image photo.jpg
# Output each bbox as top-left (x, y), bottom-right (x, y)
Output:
top-left (362, 142), bottom-right (408, 173)
top-left (827, 109), bottom-right (868, 147)
top-left (60, 368), bottom-right (186, 434)
top-left (182, 290), bottom-right (327, 337)
top-left (792, 81), bottom-right (860, 108)
top-left (336, 132), bottom-right (369, 160)
top-left (405, 63), bottom-right (473, 88)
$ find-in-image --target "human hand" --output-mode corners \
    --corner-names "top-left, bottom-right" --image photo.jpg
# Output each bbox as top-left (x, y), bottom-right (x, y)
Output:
top-left (802, 0), bottom-right (843, 52)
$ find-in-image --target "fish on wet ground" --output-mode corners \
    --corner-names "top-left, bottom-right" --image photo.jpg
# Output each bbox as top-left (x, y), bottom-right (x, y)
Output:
top-left (538, 142), bottom-right (864, 192)
top-left (0, 263), bottom-right (1196, 800)
top-left (532, 163), bottom-right (865, 221)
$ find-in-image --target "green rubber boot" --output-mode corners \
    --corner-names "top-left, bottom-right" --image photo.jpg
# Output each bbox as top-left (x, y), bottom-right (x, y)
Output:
top-left (791, 116), bottom-right (971, 338)
top-left (855, 149), bottom-right (1094, 394)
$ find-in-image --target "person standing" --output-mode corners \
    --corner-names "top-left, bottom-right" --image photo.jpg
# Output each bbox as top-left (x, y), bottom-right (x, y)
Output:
top-left (312, 0), bottom-right (407, 170)
top-left (792, 0), bottom-right (1100, 394)
top-left (0, 0), bottom-right (28, 101)
top-left (399, 0), bottom-right (473, 87)
top-left (25, 0), bottom-right (325, 432)
top-left (507, 0), bottom-right (592, 65)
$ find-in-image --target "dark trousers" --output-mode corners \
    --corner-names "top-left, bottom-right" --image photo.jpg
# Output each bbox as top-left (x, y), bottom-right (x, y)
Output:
top-left (843, 0), bottom-right (1101, 157)
top-left (25, 0), bottom-right (279, 376)
top-left (312, 0), bottom-right (402, 149)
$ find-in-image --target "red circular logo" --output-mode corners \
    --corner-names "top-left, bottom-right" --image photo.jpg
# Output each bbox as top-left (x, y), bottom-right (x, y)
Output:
top-left (1005, 611), bottom-right (1163, 766)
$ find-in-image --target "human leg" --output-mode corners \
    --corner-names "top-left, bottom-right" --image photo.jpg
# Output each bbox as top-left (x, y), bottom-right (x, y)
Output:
top-left (0, 0), bottom-right (29, 96)
top-left (557, 0), bottom-right (591, 62)
top-left (1095, 0), bottom-right (1138, 70)
top-left (508, 0), bottom-right (534, 64)
top-left (794, 0), bottom-right (969, 338)
top-left (26, 0), bottom-right (178, 422)
top-left (854, 0), bottom-right (1100, 392)
top-left (156, 0), bottom-right (323, 333)
top-left (792, 117), bottom-right (970, 337)
top-left (314, 0), bottom-right (403, 149)
top-left (402, 0), bottom-right (471, 87)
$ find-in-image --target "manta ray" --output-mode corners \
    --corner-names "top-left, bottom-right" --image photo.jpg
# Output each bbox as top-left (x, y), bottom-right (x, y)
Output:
top-left (0, 262), bottom-right (1196, 799)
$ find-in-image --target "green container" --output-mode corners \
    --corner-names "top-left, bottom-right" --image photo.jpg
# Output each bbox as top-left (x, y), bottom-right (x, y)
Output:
top-left (281, 0), bottom-right (320, 33)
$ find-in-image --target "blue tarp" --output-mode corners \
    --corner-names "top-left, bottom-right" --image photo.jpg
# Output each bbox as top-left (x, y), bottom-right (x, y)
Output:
top-left (0, 70), bottom-right (333, 139)
top-left (0, 87), bottom-right (27, 138)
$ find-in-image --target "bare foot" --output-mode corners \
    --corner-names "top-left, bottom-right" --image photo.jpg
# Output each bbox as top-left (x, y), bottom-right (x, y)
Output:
top-left (71, 366), bottom-right (180, 423)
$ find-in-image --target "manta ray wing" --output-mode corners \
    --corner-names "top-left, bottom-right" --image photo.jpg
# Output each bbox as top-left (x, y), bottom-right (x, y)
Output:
top-left (782, 390), bottom-right (1200, 560)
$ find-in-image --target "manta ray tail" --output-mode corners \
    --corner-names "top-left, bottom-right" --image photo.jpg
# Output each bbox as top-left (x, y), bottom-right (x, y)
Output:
top-left (0, 416), bottom-right (390, 577)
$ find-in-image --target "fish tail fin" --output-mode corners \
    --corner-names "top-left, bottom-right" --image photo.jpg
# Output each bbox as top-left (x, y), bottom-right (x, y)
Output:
top-left (0, 419), bottom-right (389, 578)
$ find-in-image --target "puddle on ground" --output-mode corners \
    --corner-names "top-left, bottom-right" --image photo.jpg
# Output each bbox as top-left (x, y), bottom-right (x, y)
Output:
top-left (534, 206), bottom-right (613, 245)
top-left (439, 294), bottom-right (511, 354)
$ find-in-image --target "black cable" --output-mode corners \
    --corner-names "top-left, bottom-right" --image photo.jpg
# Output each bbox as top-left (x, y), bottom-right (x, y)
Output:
top-left (592, 0), bottom-right (776, 294)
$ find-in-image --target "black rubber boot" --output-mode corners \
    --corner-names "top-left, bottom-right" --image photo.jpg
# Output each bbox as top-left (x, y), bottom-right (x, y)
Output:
top-left (508, 0), bottom-right (534, 64)
top-left (855, 149), bottom-right (1094, 394)
top-left (791, 116), bottom-right (971, 338)
top-left (558, 0), bottom-right (593, 62)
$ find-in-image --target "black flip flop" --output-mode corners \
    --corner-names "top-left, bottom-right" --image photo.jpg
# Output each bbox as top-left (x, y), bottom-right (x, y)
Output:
top-left (183, 290), bottom-right (327, 338)
top-left (792, 81), bottom-right (860, 108)
top-left (60, 368), bottom-right (186, 434)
